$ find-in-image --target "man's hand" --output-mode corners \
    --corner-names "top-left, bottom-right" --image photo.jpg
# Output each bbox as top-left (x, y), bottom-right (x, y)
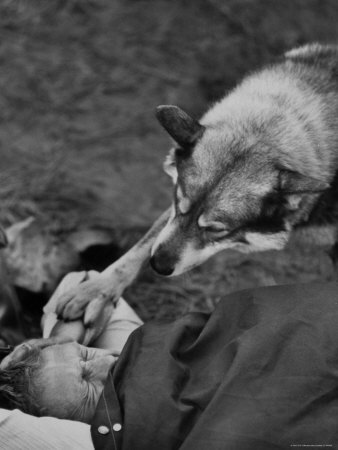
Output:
top-left (49, 319), bottom-right (86, 343)
top-left (41, 266), bottom-right (123, 345)
top-left (43, 269), bottom-right (127, 345)
top-left (55, 273), bottom-right (121, 320)
top-left (54, 272), bottom-right (123, 345)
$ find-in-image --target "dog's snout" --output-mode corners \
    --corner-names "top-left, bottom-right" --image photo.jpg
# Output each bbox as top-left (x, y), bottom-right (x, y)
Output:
top-left (150, 250), bottom-right (176, 276)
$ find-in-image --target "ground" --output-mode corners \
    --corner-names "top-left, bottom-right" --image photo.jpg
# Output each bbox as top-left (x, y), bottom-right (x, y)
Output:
top-left (0, 0), bottom-right (338, 330)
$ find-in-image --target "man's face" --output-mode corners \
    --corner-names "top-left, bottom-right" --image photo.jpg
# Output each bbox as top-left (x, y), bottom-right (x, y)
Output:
top-left (36, 342), bottom-right (116, 423)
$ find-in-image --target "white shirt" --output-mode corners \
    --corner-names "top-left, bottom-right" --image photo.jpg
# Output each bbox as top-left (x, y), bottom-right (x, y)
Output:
top-left (0, 408), bottom-right (94, 450)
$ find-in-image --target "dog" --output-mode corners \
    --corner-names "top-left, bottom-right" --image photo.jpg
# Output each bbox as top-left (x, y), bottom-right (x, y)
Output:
top-left (56, 43), bottom-right (338, 331)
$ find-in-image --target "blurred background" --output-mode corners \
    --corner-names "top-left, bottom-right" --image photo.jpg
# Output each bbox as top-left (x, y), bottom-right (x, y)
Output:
top-left (0, 0), bottom-right (338, 336)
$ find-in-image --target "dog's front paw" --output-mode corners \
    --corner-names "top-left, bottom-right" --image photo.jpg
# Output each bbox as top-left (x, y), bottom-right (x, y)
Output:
top-left (55, 275), bottom-right (119, 322)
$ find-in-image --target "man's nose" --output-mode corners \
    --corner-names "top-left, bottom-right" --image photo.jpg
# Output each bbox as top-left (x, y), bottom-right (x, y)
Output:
top-left (150, 247), bottom-right (177, 276)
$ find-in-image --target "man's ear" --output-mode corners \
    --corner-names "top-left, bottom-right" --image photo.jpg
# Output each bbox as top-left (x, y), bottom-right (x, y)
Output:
top-left (163, 148), bottom-right (178, 183)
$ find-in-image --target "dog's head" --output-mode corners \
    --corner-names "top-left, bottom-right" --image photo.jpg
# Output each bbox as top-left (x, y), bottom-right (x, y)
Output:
top-left (151, 105), bottom-right (329, 276)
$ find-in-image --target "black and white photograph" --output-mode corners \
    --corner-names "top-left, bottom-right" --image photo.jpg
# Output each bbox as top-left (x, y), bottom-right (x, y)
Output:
top-left (0, 0), bottom-right (338, 448)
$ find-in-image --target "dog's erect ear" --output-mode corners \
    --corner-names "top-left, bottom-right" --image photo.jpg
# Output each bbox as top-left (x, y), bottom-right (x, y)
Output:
top-left (156, 105), bottom-right (204, 148)
top-left (279, 169), bottom-right (330, 194)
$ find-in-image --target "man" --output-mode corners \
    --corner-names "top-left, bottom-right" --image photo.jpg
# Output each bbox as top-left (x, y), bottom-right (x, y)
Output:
top-left (1, 280), bottom-right (338, 449)
top-left (0, 271), bottom-right (143, 450)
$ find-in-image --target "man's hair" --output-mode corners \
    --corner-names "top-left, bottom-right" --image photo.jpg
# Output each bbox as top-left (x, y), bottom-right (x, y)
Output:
top-left (0, 347), bottom-right (42, 415)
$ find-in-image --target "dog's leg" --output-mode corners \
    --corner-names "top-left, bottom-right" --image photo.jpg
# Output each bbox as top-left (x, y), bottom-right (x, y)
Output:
top-left (101, 207), bottom-right (172, 285)
top-left (55, 207), bottom-right (171, 323)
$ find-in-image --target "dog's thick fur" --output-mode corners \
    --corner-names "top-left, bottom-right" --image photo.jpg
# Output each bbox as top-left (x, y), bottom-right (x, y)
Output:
top-left (150, 43), bottom-right (338, 275)
top-left (56, 43), bottom-right (338, 325)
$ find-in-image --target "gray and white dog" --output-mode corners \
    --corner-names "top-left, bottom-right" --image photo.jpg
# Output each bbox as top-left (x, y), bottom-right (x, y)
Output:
top-left (150, 43), bottom-right (338, 275)
top-left (57, 43), bottom-right (338, 326)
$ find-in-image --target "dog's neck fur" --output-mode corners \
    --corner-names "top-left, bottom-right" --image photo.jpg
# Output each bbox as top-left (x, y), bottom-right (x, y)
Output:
top-left (201, 58), bottom-right (338, 183)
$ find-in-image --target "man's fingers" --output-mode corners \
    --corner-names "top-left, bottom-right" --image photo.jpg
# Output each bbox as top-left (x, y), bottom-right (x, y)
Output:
top-left (26, 336), bottom-right (73, 348)
top-left (55, 292), bottom-right (75, 317)
top-left (62, 298), bottom-right (85, 321)
top-left (82, 327), bottom-right (102, 346)
top-left (45, 271), bottom-right (87, 314)
top-left (56, 289), bottom-right (88, 320)
top-left (0, 344), bottom-right (31, 369)
top-left (54, 275), bottom-right (113, 321)
top-left (83, 297), bottom-right (106, 328)
top-left (82, 297), bottom-right (113, 346)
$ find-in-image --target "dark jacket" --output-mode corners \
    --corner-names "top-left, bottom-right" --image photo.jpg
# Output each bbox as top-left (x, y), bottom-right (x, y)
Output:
top-left (91, 282), bottom-right (338, 450)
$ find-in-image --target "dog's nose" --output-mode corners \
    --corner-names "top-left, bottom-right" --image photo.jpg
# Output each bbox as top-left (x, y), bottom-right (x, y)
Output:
top-left (150, 252), bottom-right (175, 276)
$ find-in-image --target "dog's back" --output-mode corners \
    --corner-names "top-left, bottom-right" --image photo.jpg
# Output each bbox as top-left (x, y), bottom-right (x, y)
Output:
top-left (282, 45), bottom-right (338, 230)
top-left (203, 43), bottom-right (338, 177)
top-left (285, 43), bottom-right (338, 167)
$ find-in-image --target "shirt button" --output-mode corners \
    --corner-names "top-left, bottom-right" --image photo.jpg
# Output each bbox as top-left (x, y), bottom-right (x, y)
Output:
top-left (98, 425), bottom-right (109, 435)
top-left (113, 423), bottom-right (122, 432)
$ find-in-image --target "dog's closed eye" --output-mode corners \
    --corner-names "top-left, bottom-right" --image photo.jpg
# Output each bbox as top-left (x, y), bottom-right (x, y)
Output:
top-left (198, 218), bottom-right (229, 235)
